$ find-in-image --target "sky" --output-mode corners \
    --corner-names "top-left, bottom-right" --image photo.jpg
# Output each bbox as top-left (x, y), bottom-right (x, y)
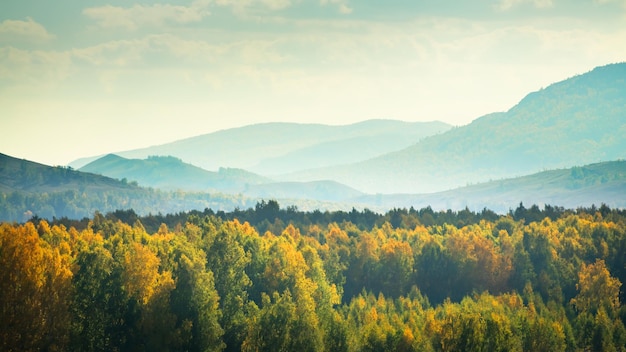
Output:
top-left (1, 0), bottom-right (625, 166)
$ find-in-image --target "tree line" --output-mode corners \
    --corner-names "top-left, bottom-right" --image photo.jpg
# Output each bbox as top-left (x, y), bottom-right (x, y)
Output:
top-left (1, 203), bottom-right (625, 351)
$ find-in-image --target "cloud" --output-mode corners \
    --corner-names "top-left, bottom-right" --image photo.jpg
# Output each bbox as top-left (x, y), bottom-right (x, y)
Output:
top-left (494, 0), bottom-right (554, 11)
top-left (320, 0), bottom-right (353, 14)
top-left (0, 17), bottom-right (55, 43)
top-left (83, 0), bottom-right (212, 30)
top-left (213, 0), bottom-right (295, 16)
top-left (0, 47), bottom-right (71, 86)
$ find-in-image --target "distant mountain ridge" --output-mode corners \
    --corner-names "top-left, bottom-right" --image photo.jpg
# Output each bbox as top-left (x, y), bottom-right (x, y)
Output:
top-left (69, 119), bottom-right (452, 173)
top-left (282, 63), bottom-right (626, 193)
top-left (79, 154), bottom-right (364, 202)
top-left (0, 153), bottom-right (356, 221)
top-left (353, 160), bottom-right (626, 213)
top-left (79, 154), bottom-right (269, 192)
top-left (0, 152), bottom-right (136, 194)
top-left (2, 152), bottom-right (626, 222)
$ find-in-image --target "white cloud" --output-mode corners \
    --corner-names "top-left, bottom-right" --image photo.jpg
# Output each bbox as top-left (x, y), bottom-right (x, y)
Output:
top-left (0, 17), bottom-right (55, 43)
top-left (0, 47), bottom-right (71, 86)
top-left (320, 0), bottom-right (353, 14)
top-left (83, 0), bottom-right (212, 30)
top-left (494, 0), bottom-right (554, 11)
top-left (338, 4), bottom-right (353, 14)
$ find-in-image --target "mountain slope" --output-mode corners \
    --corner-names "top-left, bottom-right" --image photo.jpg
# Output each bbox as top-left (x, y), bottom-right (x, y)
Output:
top-left (79, 154), bottom-right (269, 192)
top-left (0, 153), bottom-right (364, 222)
top-left (354, 160), bottom-right (626, 213)
top-left (284, 63), bottom-right (626, 193)
top-left (79, 154), bottom-right (366, 202)
top-left (245, 180), bottom-right (364, 202)
top-left (249, 132), bottom-right (441, 175)
top-left (0, 152), bottom-right (252, 219)
top-left (0, 152), bottom-right (137, 193)
top-left (69, 120), bottom-right (452, 173)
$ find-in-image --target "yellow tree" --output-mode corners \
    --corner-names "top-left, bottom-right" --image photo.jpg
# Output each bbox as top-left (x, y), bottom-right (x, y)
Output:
top-left (0, 222), bottom-right (73, 351)
top-left (571, 259), bottom-right (621, 315)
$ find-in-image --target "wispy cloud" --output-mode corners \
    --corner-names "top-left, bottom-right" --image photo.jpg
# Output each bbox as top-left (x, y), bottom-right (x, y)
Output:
top-left (320, 0), bottom-right (353, 14)
top-left (83, 0), bottom-right (212, 30)
top-left (494, 0), bottom-right (554, 11)
top-left (0, 17), bottom-right (55, 43)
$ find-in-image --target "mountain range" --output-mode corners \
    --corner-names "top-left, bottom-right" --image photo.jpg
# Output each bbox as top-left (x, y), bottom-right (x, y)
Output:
top-left (69, 120), bottom-right (452, 175)
top-left (2, 152), bottom-right (625, 222)
top-left (79, 154), bottom-right (364, 202)
top-left (355, 160), bottom-right (626, 213)
top-left (282, 63), bottom-right (626, 193)
top-left (70, 63), bottom-right (626, 195)
top-left (79, 154), bottom-right (269, 192)
top-left (2, 62), bottom-right (626, 220)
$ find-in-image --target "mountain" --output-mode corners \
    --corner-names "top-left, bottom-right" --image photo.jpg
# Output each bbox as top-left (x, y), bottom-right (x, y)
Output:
top-left (69, 120), bottom-right (452, 173)
top-left (0, 152), bottom-right (136, 194)
top-left (0, 152), bottom-right (268, 221)
top-left (248, 132), bottom-right (440, 176)
top-left (245, 180), bottom-right (364, 202)
top-left (79, 154), bottom-right (364, 202)
top-left (0, 153), bottom-right (373, 222)
top-left (283, 63), bottom-right (626, 193)
top-left (354, 160), bottom-right (626, 213)
top-left (79, 154), bottom-right (269, 192)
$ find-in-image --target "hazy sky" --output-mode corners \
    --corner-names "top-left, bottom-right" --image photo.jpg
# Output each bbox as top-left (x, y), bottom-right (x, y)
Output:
top-left (1, 0), bottom-right (625, 166)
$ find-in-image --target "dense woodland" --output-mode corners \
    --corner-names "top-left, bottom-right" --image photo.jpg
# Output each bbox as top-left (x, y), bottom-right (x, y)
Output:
top-left (2, 202), bottom-right (626, 351)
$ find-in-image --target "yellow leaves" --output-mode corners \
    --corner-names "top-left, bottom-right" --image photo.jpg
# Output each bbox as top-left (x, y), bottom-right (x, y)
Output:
top-left (0, 222), bottom-right (74, 351)
top-left (123, 242), bottom-right (161, 305)
top-left (365, 307), bottom-right (379, 324)
top-left (571, 259), bottom-right (622, 314)
top-left (227, 218), bottom-right (258, 238)
top-left (281, 223), bottom-right (300, 242)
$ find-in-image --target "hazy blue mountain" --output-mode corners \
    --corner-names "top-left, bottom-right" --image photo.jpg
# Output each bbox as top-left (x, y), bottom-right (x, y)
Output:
top-left (353, 160), bottom-right (626, 213)
top-left (0, 153), bottom-right (351, 222)
top-left (69, 120), bottom-right (452, 173)
top-left (80, 154), bottom-right (367, 202)
top-left (245, 180), bottom-right (364, 202)
top-left (249, 132), bottom-right (442, 175)
top-left (79, 154), bottom-right (269, 192)
top-left (0, 152), bottom-right (245, 221)
top-left (284, 63), bottom-right (626, 193)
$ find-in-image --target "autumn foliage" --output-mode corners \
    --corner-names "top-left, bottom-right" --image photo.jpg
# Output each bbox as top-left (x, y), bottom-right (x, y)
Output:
top-left (1, 204), bottom-right (626, 351)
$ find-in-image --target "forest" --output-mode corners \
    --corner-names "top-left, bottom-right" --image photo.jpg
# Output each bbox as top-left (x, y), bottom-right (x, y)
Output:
top-left (1, 202), bottom-right (625, 351)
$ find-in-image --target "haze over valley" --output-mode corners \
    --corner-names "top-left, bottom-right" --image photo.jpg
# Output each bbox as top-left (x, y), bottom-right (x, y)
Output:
top-left (2, 62), bottom-right (626, 221)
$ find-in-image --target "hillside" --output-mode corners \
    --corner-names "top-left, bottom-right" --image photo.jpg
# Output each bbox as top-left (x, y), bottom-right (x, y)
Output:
top-left (80, 154), bottom-right (365, 202)
top-left (69, 120), bottom-right (452, 173)
top-left (0, 152), bottom-right (136, 193)
top-left (0, 153), bottom-right (259, 221)
top-left (0, 153), bottom-right (366, 222)
top-left (354, 160), bottom-right (626, 213)
top-left (249, 132), bottom-right (440, 176)
top-left (79, 154), bottom-right (269, 192)
top-left (284, 63), bottom-right (626, 193)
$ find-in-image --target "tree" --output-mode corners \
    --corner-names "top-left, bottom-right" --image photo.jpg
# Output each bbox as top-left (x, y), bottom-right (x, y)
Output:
top-left (0, 222), bottom-right (73, 351)
top-left (571, 259), bottom-right (621, 316)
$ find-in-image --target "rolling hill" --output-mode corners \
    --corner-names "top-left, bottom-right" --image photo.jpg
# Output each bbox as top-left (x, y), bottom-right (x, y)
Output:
top-left (0, 152), bottom-right (137, 194)
top-left (0, 152), bottom-right (261, 221)
top-left (1, 153), bottom-right (357, 222)
top-left (353, 160), bottom-right (626, 213)
top-left (282, 63), bottom-right (626, 193)
top-left (79, 154), bottom-right (270, 192)
top-left (69, 120), bottom-right (452, 174)
top-left (79, 154), bottom-right (365, 202)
